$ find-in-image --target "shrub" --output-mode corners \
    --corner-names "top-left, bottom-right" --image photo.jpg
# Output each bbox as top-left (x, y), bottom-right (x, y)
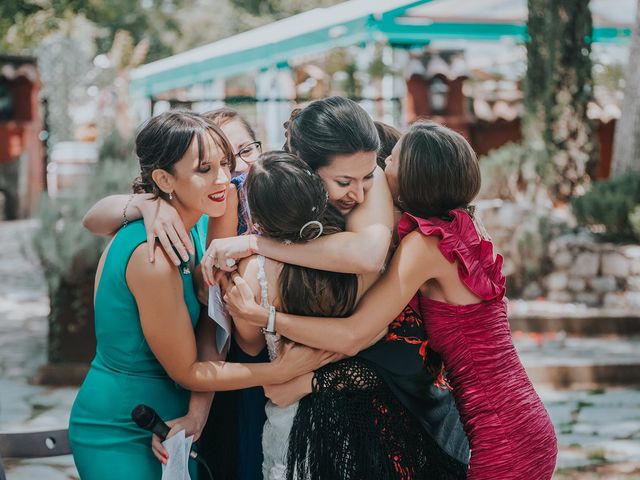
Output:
top-left (33, 158), bottom-right (137, 292)
top-left (33, 158), bottom-right (137, 363)
top-left (571, 172), bottom-right (640, 241)
top-left (478, 142), bottom-right (546, 201)
top-left (630, 205), bottom-right (640, 240)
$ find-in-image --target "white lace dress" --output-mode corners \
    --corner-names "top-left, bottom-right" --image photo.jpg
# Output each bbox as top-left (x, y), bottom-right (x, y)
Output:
top-left (257, 256), bottom-right (299, 480)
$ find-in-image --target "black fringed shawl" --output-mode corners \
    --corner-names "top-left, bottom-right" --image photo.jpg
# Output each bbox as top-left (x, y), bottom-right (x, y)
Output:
top-left (286, 302), bottom-right (470, 480)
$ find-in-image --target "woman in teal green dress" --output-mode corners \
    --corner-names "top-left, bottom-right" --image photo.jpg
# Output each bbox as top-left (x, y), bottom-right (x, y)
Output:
top-left (68, 110), bottom-right (330, 480)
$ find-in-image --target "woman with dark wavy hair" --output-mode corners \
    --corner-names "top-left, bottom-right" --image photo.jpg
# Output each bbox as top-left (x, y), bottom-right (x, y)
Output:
top-left (231, 151), bottom-right (466, 479)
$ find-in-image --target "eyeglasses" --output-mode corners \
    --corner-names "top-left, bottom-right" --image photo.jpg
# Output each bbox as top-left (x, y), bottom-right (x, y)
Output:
top-left (235, 141), bottom-right (262, 162)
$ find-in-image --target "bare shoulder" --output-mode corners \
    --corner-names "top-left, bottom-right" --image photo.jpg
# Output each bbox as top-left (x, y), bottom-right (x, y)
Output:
top-left (348, 166), bottom-right (393, 231)
top-left (372, 165), bottom-right (388, 182)
top-left (127, 242), bottom-right (180, 289)
top-left (236, 255), bottom-right (262, 300)
top-left (238, 255), bottom-right (260, 281)
top-left (398, 230), bottom-right (447, 264)
top-left (238, 255), bottom-right (283, 307)
top-left (227, 182), bottom-right (238, 202)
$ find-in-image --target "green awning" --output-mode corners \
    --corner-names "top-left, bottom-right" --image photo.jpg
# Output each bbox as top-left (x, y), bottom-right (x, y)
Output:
top-left (130, 0), bottom-right (633, 98)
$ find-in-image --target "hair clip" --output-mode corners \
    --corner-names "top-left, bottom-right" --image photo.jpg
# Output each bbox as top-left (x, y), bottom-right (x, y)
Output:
top-left (299, 220), bottom-right (323, 241)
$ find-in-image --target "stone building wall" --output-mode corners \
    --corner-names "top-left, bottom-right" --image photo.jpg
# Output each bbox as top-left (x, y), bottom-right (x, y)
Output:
top-left (478, 200), bottom-right (640, 308)
top-left (544, 234), bottom-right (640, 309)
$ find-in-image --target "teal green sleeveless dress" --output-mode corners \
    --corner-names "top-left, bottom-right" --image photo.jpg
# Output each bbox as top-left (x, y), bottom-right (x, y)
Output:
top-left (69, 217), bottom-right (208, 479)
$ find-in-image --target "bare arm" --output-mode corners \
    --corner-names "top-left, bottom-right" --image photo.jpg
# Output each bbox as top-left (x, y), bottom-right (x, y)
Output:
top-left (186, 309), bottom-right (223, 426)
top-left (127, 244), bottom-right (334, 392)
top-left (151, 308), bottom-right (221, 462)
top-left (225, 232), bottom-right (441, 356)
top-left (257, 167), bottom-right (393, 273)
top-left (230, 257), bottom-right (266, 356)
top-left (203, 168), bottom-right (394, 277)
top-left (83, 194), bottom-right (193, 265)
top-left (83, 194), bottom-right (143, 236)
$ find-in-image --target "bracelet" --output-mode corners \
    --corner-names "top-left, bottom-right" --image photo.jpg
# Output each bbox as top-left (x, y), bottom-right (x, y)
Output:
top-left (261, 305), bottom-right (277, 336)
top-left (122, 194), bottom-right (135, 227)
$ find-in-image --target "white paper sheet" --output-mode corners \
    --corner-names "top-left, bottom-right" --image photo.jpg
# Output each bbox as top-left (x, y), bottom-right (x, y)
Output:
top-left (208, 284), bottom-right (232, 353)
top-left (161, 430), bottom-right (194, 480)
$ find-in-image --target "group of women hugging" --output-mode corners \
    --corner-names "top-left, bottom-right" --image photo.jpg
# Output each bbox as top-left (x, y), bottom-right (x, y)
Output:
top-left (68, 96), bottom-right (558, 480)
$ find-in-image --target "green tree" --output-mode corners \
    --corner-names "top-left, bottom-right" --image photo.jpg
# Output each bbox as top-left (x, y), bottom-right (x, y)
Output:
top-left (1, 0), bottom-right (194, 62)
top-left (231, 0), bottom-right (342, 17)
top-left (524, 0), bottom-right (596, 203)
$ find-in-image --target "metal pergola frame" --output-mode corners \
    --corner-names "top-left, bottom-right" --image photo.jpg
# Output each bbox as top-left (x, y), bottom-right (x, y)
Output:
top-left (129, 0), bottom-right (632, 99)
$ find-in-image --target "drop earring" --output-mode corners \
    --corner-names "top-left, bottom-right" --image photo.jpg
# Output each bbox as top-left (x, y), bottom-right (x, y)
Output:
top-left (169, 192), bottom-right (174, 200)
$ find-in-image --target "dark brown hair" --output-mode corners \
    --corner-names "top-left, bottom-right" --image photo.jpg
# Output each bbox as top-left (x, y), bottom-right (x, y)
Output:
top-left (245, 151), bottom-right (358, 317)
top-left (284, 96), bottom-right (379, 171)
top-left (132, 110), bottom-right (235, 198)
top-left (374, 121), bottom-right (401, 170)
top-left (203, 107), bottom-right (257, 142)
top-left (397, 122), bottom-right (480, 219)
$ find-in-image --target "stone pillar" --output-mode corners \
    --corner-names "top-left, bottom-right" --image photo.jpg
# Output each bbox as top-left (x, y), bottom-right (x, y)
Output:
top-left (404, 56), bottom-right (429, 124)
top-left (405, 74), bottom-right (429, 123)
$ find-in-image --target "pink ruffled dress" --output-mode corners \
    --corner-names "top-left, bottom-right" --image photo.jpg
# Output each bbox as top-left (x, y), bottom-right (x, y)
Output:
top-left (398, 210), bottom-right (557, 480)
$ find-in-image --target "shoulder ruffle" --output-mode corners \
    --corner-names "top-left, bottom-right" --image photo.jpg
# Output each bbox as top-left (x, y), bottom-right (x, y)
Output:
top-left (397, 210), bottom-right (505, 301)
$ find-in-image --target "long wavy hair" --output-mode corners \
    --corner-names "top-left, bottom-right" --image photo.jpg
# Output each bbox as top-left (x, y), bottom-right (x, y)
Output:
top-left (244, 151), bottom-right (358, 317)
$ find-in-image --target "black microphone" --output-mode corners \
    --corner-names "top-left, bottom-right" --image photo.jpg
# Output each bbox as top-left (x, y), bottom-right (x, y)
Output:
top-left (131, 404), bottom-right (171, 439)
top-left (131, 404), bottom-right (198, 460)
top-left (131, 404), bottom-right (214, 480)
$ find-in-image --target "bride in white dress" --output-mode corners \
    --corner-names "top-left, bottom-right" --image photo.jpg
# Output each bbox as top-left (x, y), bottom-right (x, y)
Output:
top-left (226, 152), bottom-right (374, 479)
top-left (257, 254), bottom-right (297, 480)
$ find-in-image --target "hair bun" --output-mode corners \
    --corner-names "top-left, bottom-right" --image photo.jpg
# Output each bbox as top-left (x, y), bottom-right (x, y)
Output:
top-left (282, 108), bottom-right (302, 152)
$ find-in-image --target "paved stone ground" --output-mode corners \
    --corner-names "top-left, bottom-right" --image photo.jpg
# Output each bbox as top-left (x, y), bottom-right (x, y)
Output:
top-left (1, 220), bottom-right (639, 479)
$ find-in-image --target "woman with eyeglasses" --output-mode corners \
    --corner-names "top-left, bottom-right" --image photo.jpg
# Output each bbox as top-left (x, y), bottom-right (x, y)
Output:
top-left (198, 109), bottom-right (270, 480)
top-left (202, 108), bottom-right (262, 238)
